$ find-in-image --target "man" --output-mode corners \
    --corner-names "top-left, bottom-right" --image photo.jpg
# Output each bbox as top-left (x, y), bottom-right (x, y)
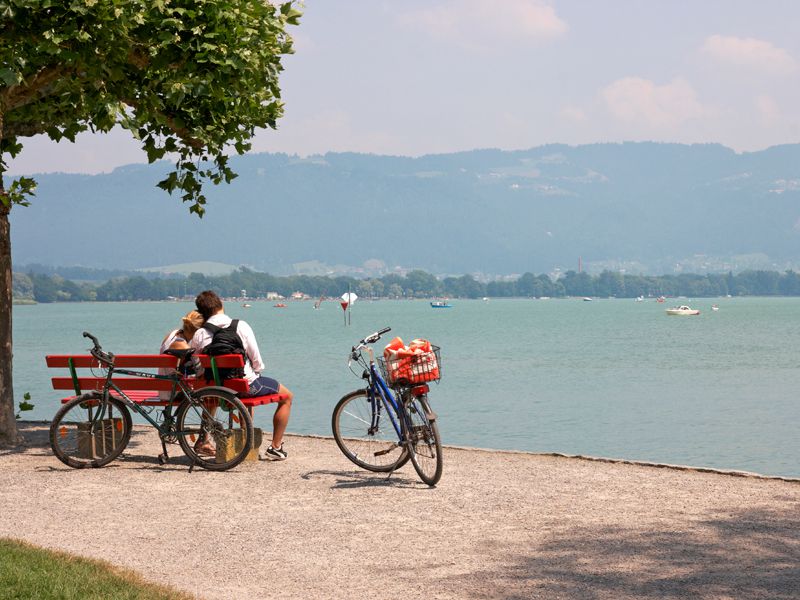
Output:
top-left (191, 290), bottom-right (293, 460)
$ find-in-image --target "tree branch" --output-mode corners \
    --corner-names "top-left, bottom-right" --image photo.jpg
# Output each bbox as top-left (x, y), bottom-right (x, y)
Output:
top-left (120, 96), bottom-right (205, 152)
top-left (2, 65), bottom-right (74, 111)
top-left (4, 121), bottom-right (48, 138)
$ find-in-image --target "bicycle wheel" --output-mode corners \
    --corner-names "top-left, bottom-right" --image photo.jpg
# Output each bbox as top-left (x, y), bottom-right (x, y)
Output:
top-left (176, 388), bottom-right (253, 471)
top-left (332, 389), bottom-right (409, 472)
top-left (403, 395), bottom-right (443, 486)
top-left (50, 392), bottom-right (132, 468)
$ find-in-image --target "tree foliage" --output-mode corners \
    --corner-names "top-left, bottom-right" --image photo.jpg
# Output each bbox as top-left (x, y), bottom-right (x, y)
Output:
top-left (1, 0), bottom-right (300, 213)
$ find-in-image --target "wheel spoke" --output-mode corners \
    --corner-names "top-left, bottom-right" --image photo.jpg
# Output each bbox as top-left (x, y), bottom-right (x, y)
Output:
top-left (333, 390), bottom-right (410, 472)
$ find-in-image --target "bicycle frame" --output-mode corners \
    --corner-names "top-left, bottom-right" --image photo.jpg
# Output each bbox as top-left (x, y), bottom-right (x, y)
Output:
top-left (92, 364), bottom-right (196, 434)
top-left (357, 345), bottom-right (426, 447)
top-left (366, 362), bottom-right (405, 440)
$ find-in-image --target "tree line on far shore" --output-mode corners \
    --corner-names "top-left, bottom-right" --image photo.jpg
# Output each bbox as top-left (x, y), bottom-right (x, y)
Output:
top-left (11, 267), bottom-right (800, 303)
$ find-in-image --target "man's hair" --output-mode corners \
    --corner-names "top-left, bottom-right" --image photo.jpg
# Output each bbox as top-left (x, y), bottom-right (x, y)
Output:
top-left (195, 290), bottom-right (224, 320)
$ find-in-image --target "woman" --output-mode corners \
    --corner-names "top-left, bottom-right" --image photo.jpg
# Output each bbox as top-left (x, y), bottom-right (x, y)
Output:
top-left (159, 310), bottom-right (214, 455)
top-left (158, 310), bottom-right (204, 400)
top-left (161, 310), bottom-right (204, 356)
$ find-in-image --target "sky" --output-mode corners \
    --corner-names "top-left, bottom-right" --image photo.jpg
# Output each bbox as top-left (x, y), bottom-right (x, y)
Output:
top-left (7, 0), bottom-right (800, 175)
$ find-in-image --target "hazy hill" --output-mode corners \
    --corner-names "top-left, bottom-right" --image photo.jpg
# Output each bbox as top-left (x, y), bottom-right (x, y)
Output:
top-left (9, 142), bottom-right (800, 275)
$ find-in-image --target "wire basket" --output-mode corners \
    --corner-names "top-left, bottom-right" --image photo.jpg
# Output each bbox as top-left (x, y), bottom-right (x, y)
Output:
top-left (377, 345), bottom-right (441, 386)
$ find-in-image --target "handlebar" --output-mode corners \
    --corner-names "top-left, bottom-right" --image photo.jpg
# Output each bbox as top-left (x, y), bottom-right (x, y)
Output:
top-left (361, 327), bottom-right (391, 346)
top-left (83, 331), bottom-right (115, 366)
top-left (350, 327), bottom-right (391, 361)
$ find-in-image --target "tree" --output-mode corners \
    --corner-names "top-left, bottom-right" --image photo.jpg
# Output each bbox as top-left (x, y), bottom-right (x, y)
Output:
top-left (404, 269), bottom-right (441, 297)
top-left (0, 1), bottom-right (300, 445)
top-left (516, 272), bottom-right (536, 297)
top-left (11, 272), bottom-right (32, 299)
top-left (596, 270), bottom-right (624, 297)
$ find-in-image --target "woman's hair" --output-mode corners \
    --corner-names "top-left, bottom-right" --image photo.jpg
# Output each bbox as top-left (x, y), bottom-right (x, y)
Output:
top-left (195, 290), bottom-right (223, 319)
top-left (181, 310), bottom-right (204, 340)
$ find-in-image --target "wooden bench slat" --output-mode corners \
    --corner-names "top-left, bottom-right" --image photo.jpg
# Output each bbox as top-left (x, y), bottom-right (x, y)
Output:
top-left (46, 355), bottom-right (179, 368)
top-left (52, 377), bottom-right (177, 391)
top-left (59, 390), bottom-right (288, 406)
top-left (51, 376), bottom-right (251, 394)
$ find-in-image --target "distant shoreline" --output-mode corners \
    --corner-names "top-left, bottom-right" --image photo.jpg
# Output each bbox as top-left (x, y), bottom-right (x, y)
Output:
top-left (10, 294), bottom-right (800, 305)
top-left (13, 267), bottom-right (800, 303)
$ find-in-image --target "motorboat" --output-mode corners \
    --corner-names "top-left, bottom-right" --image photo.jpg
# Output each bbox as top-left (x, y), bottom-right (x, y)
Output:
top-left (273, 303), bottom-right (287, 308)
top-left (665, 305), bottom-right (700, 316)
top-left (430, 301), bottom-right (453, 308)
top-left (582, 297), bottom-right (593, 302)
top-left (242, 303), bottom-right (252, 308)
top-left (711, 304), bottom-right (720, 311)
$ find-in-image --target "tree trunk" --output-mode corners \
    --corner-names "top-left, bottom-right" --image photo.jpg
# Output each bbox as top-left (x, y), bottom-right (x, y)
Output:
top-left (0, 112), bottom-right (19, 446)
top-left (0, 200), bottom-right (17, 446)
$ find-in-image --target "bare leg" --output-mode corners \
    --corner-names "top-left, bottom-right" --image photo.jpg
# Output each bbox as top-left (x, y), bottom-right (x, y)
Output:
top-left (271, 384), bottom-right (293, 448)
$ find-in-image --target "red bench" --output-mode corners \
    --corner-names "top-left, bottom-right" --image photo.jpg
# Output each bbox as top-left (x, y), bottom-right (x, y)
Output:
top-left (46, 353), bottom-right (288, 415)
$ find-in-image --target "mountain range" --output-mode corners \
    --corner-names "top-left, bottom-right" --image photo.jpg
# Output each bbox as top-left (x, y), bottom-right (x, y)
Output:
top-left (9, 142), bottom-right (800, 276)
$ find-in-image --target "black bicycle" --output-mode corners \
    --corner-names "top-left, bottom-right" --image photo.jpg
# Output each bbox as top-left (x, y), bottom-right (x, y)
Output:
top-left (49, 332), bottom-right (254, 471)
top-left (332, 327), bottom-right (443, 486)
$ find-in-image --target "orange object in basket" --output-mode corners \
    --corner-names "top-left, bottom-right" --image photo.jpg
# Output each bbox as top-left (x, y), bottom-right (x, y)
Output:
top-left (383, 337), bottom-right (439, 383)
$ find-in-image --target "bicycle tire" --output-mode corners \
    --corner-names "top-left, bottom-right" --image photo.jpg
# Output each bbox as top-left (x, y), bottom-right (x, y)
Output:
top-left (403, 395), bottom-right (443, 486)
top-left (176, 388), bottom-right (253, 471)
top-left (50, 392), bottom-right (132, 469)
top-left (332, 389), bottom-right (410, 472)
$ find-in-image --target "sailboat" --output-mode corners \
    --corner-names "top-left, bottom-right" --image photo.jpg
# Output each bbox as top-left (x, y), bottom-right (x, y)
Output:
top-left (314, 295), bottom-right (325, 309)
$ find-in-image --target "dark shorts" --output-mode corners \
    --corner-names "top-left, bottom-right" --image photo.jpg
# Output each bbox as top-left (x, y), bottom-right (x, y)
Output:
top-left (242, 375), bottom-right (280, 397)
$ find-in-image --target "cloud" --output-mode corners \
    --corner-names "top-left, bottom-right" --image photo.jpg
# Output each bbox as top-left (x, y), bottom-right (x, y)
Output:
top-left (601, 77), bottom-right (706, 128)
top-left (755, 94), bottom-right (780, 124)
top-left (558, 106), bottom-right (588, 122)
top-left (701, 35), bottom-right (797, 74)
top-left (400, 0), bottom-right (567, 48)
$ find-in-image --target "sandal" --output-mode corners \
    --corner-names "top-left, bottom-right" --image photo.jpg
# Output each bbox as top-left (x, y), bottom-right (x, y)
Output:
top-left (193, 440), bottom-right (216, 457)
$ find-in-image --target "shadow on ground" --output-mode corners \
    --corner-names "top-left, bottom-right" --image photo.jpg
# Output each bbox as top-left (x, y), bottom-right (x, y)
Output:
top-left (455, 505), bottom-right (800, 599)
top-left (301, 468), bottom-right (422, 489)
top-left (0, 421), bottom-right (50, 455)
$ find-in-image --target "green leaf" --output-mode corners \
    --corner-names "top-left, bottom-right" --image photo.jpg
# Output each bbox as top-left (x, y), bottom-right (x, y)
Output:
top-left (0, 67), bottom-right (20, 86)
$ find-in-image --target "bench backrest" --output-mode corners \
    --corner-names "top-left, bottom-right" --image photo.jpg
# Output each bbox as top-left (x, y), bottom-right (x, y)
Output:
top-left (46, 354), bottom-right (249, 396)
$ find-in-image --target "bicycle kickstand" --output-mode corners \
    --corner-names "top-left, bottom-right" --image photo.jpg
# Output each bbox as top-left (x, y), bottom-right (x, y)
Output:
top-left (385, 442), bottom-right (407, 481)
top-left (158, 439), bottom-right (170, 466)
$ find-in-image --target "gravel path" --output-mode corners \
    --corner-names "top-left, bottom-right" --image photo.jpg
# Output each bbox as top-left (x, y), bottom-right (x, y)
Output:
top-left (2, 422), bottom-right (799, 599)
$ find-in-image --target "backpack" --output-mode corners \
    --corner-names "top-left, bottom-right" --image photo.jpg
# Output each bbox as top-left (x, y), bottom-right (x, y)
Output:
top-left (201, 319), bottom-right (247, 382)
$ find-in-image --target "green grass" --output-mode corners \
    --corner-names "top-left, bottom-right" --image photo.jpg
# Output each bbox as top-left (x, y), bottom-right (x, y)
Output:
top-left (0, 538), bottom-right (195, 600)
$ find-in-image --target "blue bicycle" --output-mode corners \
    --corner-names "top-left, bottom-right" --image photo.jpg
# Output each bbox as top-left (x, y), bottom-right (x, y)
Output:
top-left (332, 327), bottom-right (443, 486)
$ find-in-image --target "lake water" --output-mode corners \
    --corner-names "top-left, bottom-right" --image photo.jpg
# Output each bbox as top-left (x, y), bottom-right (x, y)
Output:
top-left (11, 297), bottom-right (800, 477)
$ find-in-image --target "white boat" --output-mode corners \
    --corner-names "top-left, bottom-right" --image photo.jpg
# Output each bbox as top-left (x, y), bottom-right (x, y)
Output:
top-left (582, 297), bottom-right (593, 302)
top-left (711, 304), bottom-right (720, 311)
top-left (242, 303), bottom-right (251, 308)
top-left (666, 305), bottom-right (700, 316)
top-left (634, 296), bottom-right (644, 302)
